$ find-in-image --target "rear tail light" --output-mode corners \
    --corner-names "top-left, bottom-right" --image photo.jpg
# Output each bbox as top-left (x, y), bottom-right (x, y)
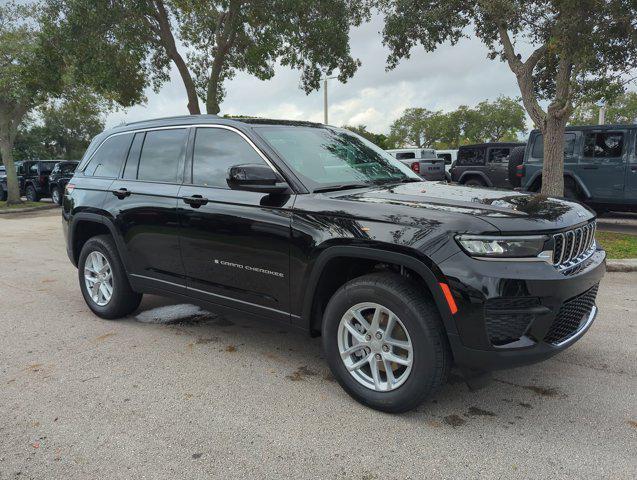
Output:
top-left (65, 183), bottom-right (75, 194)
top-left (410, 162), bottom-right (420, 174)
top-left (516, 164), bottom-right (525, 177)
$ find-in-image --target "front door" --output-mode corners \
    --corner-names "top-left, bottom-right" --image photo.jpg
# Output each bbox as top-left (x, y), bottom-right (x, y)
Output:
top-left (178, 126), bottom-right (293, 322)
top-left (577, 130), bottom-right (627, 202)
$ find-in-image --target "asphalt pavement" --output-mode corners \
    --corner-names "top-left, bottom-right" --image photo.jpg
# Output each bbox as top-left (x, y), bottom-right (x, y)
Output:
top-left (0, 209), bottom-right (635, 479)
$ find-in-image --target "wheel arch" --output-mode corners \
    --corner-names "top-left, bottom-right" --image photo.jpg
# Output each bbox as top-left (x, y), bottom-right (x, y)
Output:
top-left (523, 170), bottom-right (591, 199)
top-left (301, 246), bottom-right (457, 337)
top-left (69, 213), bottom-right (130, 270)
top-left (457, 171), bottom-right (493, 187)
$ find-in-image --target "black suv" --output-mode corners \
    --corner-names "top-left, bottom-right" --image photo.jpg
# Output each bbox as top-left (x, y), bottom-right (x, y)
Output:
top-left (1, 160), bottom-right (61, 202)
top-left (49, 161), bottom-right (79, 205)
top-left (62, 116), bottom-right (606, 413)
top-left (520, 125), bottom-right (637, 213)
top-left (450, 142), bottom-right (525, 188)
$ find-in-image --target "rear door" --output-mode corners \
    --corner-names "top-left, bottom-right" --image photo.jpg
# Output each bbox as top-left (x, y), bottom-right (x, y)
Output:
top-left (178, 126), bottom-right (293, 322)
top-left (102, 128), bottom-right (188, 289)
top-left (486, 147), bottom-right (511, 187)
top-left (578, 130), bottom-right (626, 202)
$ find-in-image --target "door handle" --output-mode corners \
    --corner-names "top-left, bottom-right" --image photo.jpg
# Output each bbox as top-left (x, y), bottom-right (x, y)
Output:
top-left (582, 165), bottom-right (599, 170)
top-left (112, 188), bottom-right (131, 199)
top-left (182, 195), bottom-right (209, 208)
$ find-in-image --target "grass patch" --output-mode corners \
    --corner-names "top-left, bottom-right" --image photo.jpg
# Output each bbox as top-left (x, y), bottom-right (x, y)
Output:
top-left (596, 231), bottom-right (637, 259)
top-left (0, 201), bottom-right (44, 210)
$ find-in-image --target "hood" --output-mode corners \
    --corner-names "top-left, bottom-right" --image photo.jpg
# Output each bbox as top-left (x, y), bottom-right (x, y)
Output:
top-left (336, 181), bottom-right (595, 232)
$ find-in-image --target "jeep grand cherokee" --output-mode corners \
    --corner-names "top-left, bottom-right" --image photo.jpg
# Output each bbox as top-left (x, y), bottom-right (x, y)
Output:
top-left (62, 116), bottom-right (606, 413)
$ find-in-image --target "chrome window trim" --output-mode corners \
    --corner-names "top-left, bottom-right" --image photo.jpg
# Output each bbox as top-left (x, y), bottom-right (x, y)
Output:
top-left (82, 124), bottom-right (283, 179)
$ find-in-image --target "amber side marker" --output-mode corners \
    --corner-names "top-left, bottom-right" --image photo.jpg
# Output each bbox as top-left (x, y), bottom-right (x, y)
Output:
top-left (439, 282), bottom-right (458, 315)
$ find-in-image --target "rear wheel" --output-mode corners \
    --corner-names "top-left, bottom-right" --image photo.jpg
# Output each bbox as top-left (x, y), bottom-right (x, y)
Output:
top-left (78, 235), bottom-right (142, 319)
top-left (322, 272), bottom-right (451, 413)
top-left (463, 177), bottom-right (486, 187)
top-left (51, 186), bottom-right (62, 205)
top-left (25, 184), bottom-right (40, 202)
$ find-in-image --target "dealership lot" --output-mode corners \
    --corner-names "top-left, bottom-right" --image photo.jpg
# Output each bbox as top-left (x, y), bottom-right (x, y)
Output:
top-left (0, 210), bottom-right (635, 479)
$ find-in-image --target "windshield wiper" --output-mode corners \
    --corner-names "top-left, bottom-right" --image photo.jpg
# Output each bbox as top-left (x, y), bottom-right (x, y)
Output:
top-left (313, 183), bottom-right (369, 193)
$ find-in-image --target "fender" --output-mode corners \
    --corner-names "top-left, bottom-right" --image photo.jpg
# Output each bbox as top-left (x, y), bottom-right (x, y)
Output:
top-left (68, 212), bottom-right (132, 271)
top-left (457, 171), bottom-right (493, 187)
top-left (523, 170), bottom-right (592, 199)
top-left (300, 245), bottom-right (458, 336)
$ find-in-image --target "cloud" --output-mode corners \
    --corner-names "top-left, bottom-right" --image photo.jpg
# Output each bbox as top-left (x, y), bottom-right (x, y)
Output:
top-left (104, 13), bottom-right (527, 133)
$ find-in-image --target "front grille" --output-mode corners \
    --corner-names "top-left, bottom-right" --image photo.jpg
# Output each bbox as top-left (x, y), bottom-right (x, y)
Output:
top-left (485, 297), bottom-right (539, 346)
top-left (552, 221), bottom-right (596, 271)
top-left (544, 284), bottom-right (599, 345)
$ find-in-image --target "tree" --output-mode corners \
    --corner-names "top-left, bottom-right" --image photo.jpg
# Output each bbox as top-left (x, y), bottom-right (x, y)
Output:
top-left (388, 108), bottom-right (463, 148)
top-left (0, 2), bottom-right (63, 204)
top-left (56, 0), bottom-right (368, 115)
top-left (14, 89), bottom-right (108, 160)
top-left (571, 91), bottom-right (637, 125)
top-left (342, 124), bottom-right (392, 149)
top-left (380, 1), bottom-right (637, 196)
top-left (463, 96), bottom-right (526, 143)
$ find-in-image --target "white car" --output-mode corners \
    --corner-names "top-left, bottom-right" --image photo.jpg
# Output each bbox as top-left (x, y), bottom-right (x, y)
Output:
top-left (385, 148), bottom-right (446, 181)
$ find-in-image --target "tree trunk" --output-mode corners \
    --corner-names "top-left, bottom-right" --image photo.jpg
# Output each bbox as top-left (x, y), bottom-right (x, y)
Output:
top-left (540, 111), bottom-right (568, 197)
top-left (0, 138), bottom-right (22, 205)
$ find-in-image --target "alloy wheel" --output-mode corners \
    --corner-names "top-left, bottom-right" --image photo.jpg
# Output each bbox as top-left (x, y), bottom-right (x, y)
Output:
top-left (337, 302), bottom-right (413, 392)
top-left (84, 251), bottom-right (114, 306)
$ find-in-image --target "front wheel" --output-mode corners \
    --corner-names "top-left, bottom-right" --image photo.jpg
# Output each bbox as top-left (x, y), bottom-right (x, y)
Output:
top-left (463, 178), bottom-right (486, 187)
top-left (322, 272), bottom-right (451, 413)
top-left (78, 235), bottom-right (142, 319)
top-left (25, 184), bottom-right (40, 202)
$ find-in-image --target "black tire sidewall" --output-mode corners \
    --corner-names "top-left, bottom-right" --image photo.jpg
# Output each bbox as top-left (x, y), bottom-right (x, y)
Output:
top-left (78, 235), bottom-right (140, 319)
top-left (464, 179), bottom-right (485, 187)
top-left (51, 187), bottom-right (61, 205)
top-left (26, 185), bottom-right (38, 202)
top-left (507, 146), bottom-right (525, 188)
top-left (322, 277), bottom-right (444, 412)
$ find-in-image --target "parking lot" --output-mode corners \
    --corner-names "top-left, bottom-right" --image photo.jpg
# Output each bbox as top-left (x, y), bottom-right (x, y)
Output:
top-left (0, 209), bottom-right (635, 479)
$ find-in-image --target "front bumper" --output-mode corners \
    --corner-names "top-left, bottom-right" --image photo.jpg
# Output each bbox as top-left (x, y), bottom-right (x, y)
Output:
top-left (438, 248), bottom-right (606, 371)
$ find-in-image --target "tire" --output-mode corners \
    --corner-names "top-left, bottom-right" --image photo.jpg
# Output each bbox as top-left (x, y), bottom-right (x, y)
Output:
top-left (463, 178), bottom-right (486, 187)
top-left (25, 184), bottom-right (40, 202)
top-left (322, 272), bottom-right (451, 413)
top-left (78, 235), bottom-right (142, 319)
top-left (564, 182), bottom-right (581, 201)
top-left (507, 146), bottom-right (526, 188)
top-left (51, 186), bottom-right (62, 205)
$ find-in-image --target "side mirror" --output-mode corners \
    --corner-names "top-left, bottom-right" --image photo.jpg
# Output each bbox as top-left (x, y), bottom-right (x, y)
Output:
top-left (227, 164), bottom-right (289, 194)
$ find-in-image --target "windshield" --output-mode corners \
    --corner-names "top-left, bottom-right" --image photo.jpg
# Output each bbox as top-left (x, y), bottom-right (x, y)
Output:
top-left (58, 163), bottom-right (78, 174)
top-left (256, 126), bottom-right (420, 191)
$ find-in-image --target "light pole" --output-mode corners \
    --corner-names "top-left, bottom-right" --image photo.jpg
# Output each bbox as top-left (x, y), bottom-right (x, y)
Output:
top-left (322, 75), bottom-right (338, 125)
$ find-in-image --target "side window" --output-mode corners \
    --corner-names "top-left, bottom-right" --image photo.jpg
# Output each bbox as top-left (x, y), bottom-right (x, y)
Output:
top-left (583, 132), bottom-right (624, 163)
top-left (84, 133), bottom-right (133, 177)
top-left (192, 128), bottom-right (266, 188)
top-left (122, 132), bottom-right (144, 180)
top-left (458, 148), bottom-right (485, 166)
top-left (488, 148), bottom-right (510, 163)
top-left (530, 133), bottom-right (576, 161)
top-left (632, 132), bottom-right (637, 164)
top-left (395, 152), bottom-right (416, 160)
top-left (137, 129), bottom-right (187, 183)
top-left (30, 164), bottom-right (39, 174)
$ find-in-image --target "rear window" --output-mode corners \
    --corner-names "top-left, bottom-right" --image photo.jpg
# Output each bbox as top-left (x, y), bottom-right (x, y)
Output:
top-left (530, 133), bottom-right (576, 160)
top-left (395, 152), bottom-right (416, 160)
top-left (437, 153), bottom-right (452, 164)
top-left (84, 134), bottom-right (133, 177)
top-left (457, 148), bottom-right (485, 166)
top-left (487, 148), bottom-right (511, 163)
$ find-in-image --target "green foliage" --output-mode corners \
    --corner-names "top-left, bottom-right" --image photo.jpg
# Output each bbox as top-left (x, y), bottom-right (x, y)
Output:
top-left (570, 92), bottom-right (637, 126)
top-left (389, 97), bottom-right (526, 149)
top-left (13, 89), bottom-right (108, 160)
top-left (342, 124), bottom-right (392, 149)
top-left (56, 0), bottom-right (369, 114)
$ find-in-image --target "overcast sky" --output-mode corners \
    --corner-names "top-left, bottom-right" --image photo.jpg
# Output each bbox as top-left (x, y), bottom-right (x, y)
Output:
top-left (104, 14), bottom-right (533, 133)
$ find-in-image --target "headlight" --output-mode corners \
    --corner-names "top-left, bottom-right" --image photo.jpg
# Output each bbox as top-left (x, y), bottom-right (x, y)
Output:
top-left (455, 235), bottom-right (548, 258)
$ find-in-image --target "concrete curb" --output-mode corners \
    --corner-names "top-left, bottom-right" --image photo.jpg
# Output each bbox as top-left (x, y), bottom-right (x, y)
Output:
top-left (0, 204), bottom-right (58, 215)
top-left (606, 259), bottom-right (637, 272)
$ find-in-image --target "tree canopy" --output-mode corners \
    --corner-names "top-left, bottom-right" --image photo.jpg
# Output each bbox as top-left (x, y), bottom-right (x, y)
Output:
top-left (570, 91), bottom-right (637, 125)
top-left (388, 97), bottom-right (526, 149)
top-left (54, 0), bottom-right (369, 115)
top-left (379, 0), bottom-right (637, 195)
top-left (342, 124), bottom-right (393, 149)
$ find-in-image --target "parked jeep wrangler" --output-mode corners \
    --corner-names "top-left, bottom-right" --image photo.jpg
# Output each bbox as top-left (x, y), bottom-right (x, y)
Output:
top-left (450, 142), bottom-right (525, 188)
top-left (63, 116), bottom-right (606, 413)
top-left (49, 161), bottom-right (79, 205)
top-left (519, 125), bottom-right (637, 213)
